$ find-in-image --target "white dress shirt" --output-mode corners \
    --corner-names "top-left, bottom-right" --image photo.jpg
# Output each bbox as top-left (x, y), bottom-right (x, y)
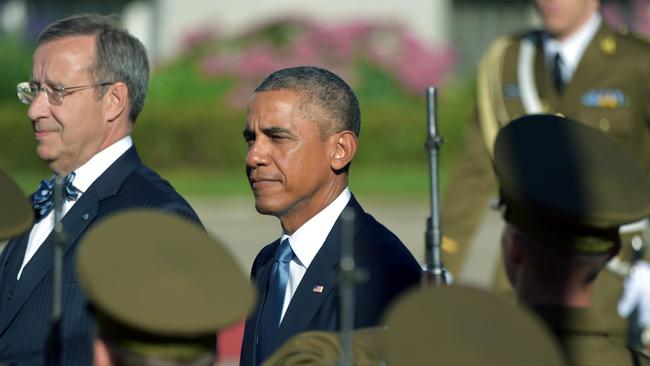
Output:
top-left (278, 187), bottom-right (351, 322)
top-left (17, 135), bottom-right (133, 279)
top-left (543, 13), bottom-right (601, 84)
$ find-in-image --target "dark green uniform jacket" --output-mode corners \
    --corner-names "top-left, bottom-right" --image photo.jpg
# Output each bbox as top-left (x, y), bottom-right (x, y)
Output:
top-left (532, 305), bottom-right (650, 366)
top-left (441, 22), bottom-right (650, 341)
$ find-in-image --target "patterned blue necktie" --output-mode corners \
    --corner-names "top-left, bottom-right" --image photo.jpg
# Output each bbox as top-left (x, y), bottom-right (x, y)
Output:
top-left (32, 173), bottom-right (79, 222)
top-left (257, 238), bottom-right (293, 363)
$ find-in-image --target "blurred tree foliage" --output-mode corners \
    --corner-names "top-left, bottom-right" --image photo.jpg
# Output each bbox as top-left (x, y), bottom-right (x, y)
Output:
top-left (0, 35), bottom-right (33, 100)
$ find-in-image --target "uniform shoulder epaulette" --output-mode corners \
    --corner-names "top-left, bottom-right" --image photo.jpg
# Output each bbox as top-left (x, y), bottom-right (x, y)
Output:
top-left (615, 25), bottom-right (650, 48)
top-left (477, 33), bottom-right (518, 155)
top-left (511, 29), bottom-right (544, 44)
top-left (486, 34), bottom-right (515, 51)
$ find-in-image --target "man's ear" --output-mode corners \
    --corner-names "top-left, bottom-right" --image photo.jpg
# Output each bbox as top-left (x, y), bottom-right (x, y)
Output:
top-left (104, 82), bottom-right (129, 123)
top-left (330, 131), bottom-right (357, 171)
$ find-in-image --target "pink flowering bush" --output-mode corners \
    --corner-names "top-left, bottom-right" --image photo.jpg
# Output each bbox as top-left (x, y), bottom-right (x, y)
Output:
top-left (173, 17), bottom-right (457, 107)
top-left (602, 0), bottom-right (650, 36)
top-left (124, 18), bottom-right (470, 173)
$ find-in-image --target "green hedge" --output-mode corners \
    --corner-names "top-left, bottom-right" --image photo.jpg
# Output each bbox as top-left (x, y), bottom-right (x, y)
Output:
top-left (0, 80), bottom-right (475, 189)
top-left (0, 35), bottom-right (476, 196)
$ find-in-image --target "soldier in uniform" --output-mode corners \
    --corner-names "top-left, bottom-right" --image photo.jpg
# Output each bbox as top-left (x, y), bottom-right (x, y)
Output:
top-left (75, 210), bottom-right (255, 365)
top-left (383, 285), bottom-right (566, 365)
top-left (495, 114), bottom-right (650, 365)
top-left (442, 0), bottom-right (650, 345)
top-left (262, 285), bottom-right (567, 365)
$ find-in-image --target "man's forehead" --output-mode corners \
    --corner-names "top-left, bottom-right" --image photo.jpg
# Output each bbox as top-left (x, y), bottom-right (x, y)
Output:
top-left (32, 36), bottom-right (95, 80)
top-left (249, 90), bottom-right (302, 111)
top-left (36, 34), bottom-right (96, 54)
top-left (247, 91), bottom-right (303, 122)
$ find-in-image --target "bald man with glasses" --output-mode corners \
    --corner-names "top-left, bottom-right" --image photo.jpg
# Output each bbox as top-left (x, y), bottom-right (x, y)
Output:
top-left (0, 14), bottom-right (202, 365)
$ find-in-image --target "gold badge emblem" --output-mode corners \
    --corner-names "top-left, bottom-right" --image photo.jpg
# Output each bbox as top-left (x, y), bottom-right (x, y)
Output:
top-left (600, 36), bottom-right (616, 55)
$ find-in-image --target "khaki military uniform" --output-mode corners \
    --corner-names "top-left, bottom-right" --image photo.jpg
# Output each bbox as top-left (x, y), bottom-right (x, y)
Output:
top-left (442, 23), bottom-right (650, 339)
top-left (532, 305), bottom-right (650, 366)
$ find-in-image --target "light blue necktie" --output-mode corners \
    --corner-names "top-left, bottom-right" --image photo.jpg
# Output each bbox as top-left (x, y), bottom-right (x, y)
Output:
top-left (257, 238), bottom-right (293, 363)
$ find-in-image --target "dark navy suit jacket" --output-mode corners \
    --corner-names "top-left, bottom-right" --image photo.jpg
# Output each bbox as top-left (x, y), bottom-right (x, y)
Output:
top-left (0, 146), bottom-right (202, 365)
top-left (240, 196), bottom-right (422, 365)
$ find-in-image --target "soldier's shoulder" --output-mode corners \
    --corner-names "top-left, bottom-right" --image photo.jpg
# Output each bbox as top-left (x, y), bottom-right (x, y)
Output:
top-left (482, 29), bottom-right (543, 59)
top-left (612, 26), bottom-right (650, 52)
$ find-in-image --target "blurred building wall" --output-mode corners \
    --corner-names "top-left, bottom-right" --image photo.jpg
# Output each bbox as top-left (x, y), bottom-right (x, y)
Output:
top-left (3, 0), bottom-right (644, 78)
top-left (451, 1), bottom-right (538, 75)
top-left (132, 0), bottom-right (451, 63)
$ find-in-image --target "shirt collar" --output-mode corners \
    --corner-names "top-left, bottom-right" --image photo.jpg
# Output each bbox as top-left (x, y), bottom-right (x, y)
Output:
top-left (281, 187), bottom-right (351, 269)
top-left (543, 12), bottom-right (601, 81)
top-left (69, 135), bottom-right (133, 193)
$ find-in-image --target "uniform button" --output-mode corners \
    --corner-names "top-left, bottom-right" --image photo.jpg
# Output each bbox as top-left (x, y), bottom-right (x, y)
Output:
top-left (599, 118), bottom-right (610, 132)
top-left (6, 291), bottom-right (12, 300)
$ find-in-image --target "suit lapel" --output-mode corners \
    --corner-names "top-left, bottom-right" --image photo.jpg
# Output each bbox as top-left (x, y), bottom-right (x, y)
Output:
top-left (272, 197), bottom-right (364, 349)
top-left (0, 190), bottom-right (99, 334)
top-left (0, 146), bottom-right (141, 334)
top-left (0, 230), bottom-right (30, 282)
top-left (247, 243), bottom-right (277, 361)
top-left (273, 230), bottom-right (340, 349)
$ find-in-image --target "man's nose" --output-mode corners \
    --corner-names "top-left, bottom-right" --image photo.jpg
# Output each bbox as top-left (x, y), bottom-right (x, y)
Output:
top-left (246, 140), bottom-right (269, 168)
top-left (27, 90), bottom-right (50, 121)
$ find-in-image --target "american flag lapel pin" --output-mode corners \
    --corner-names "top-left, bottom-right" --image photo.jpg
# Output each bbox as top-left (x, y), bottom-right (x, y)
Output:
top-left (312, 284), bottom-right (324, 293)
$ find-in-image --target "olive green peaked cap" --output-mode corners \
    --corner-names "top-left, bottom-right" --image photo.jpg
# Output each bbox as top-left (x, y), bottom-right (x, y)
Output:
top-left (77, 210), bottom-right (255, 356)
top-left (493, 114), bottom-right (650, 253)
top-left (0, 169), bottom-right (32, 240)
top-left (382, 285), bottom-right (566, 365)
top-left (262, 328), bottom-right (384, 366)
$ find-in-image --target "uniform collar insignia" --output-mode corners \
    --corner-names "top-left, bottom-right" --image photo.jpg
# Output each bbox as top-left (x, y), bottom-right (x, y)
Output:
top-left (599, 35), bottom-right (616, 55)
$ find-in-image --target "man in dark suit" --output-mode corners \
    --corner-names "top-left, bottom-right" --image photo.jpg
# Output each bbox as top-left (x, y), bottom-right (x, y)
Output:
top-left (240, 66), bottom-right (422, 365)
top-left (0, 14), bottom-right (201, 365)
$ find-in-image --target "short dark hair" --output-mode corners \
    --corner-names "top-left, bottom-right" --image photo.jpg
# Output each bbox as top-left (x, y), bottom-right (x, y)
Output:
top-left (37, 14), bottom-right (149, 123)
top-left (255, 66), bottom-right (361, 137)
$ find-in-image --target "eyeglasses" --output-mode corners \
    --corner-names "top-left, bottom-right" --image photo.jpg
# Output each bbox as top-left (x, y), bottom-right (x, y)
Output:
top-left (16, 81), bottom-right (115, 106)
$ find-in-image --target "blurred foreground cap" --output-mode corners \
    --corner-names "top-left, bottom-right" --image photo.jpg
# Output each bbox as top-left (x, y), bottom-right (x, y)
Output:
top-left (0, 169), bottom-right (32, 240)
top-left (77, 210), bottom-right (255, 358)
top-left (382, 285), bottom-right (566, 365)
top-left (262, 327), bottom-right (384, 366)
top-left (493, 114), bottom-right (650, 253)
